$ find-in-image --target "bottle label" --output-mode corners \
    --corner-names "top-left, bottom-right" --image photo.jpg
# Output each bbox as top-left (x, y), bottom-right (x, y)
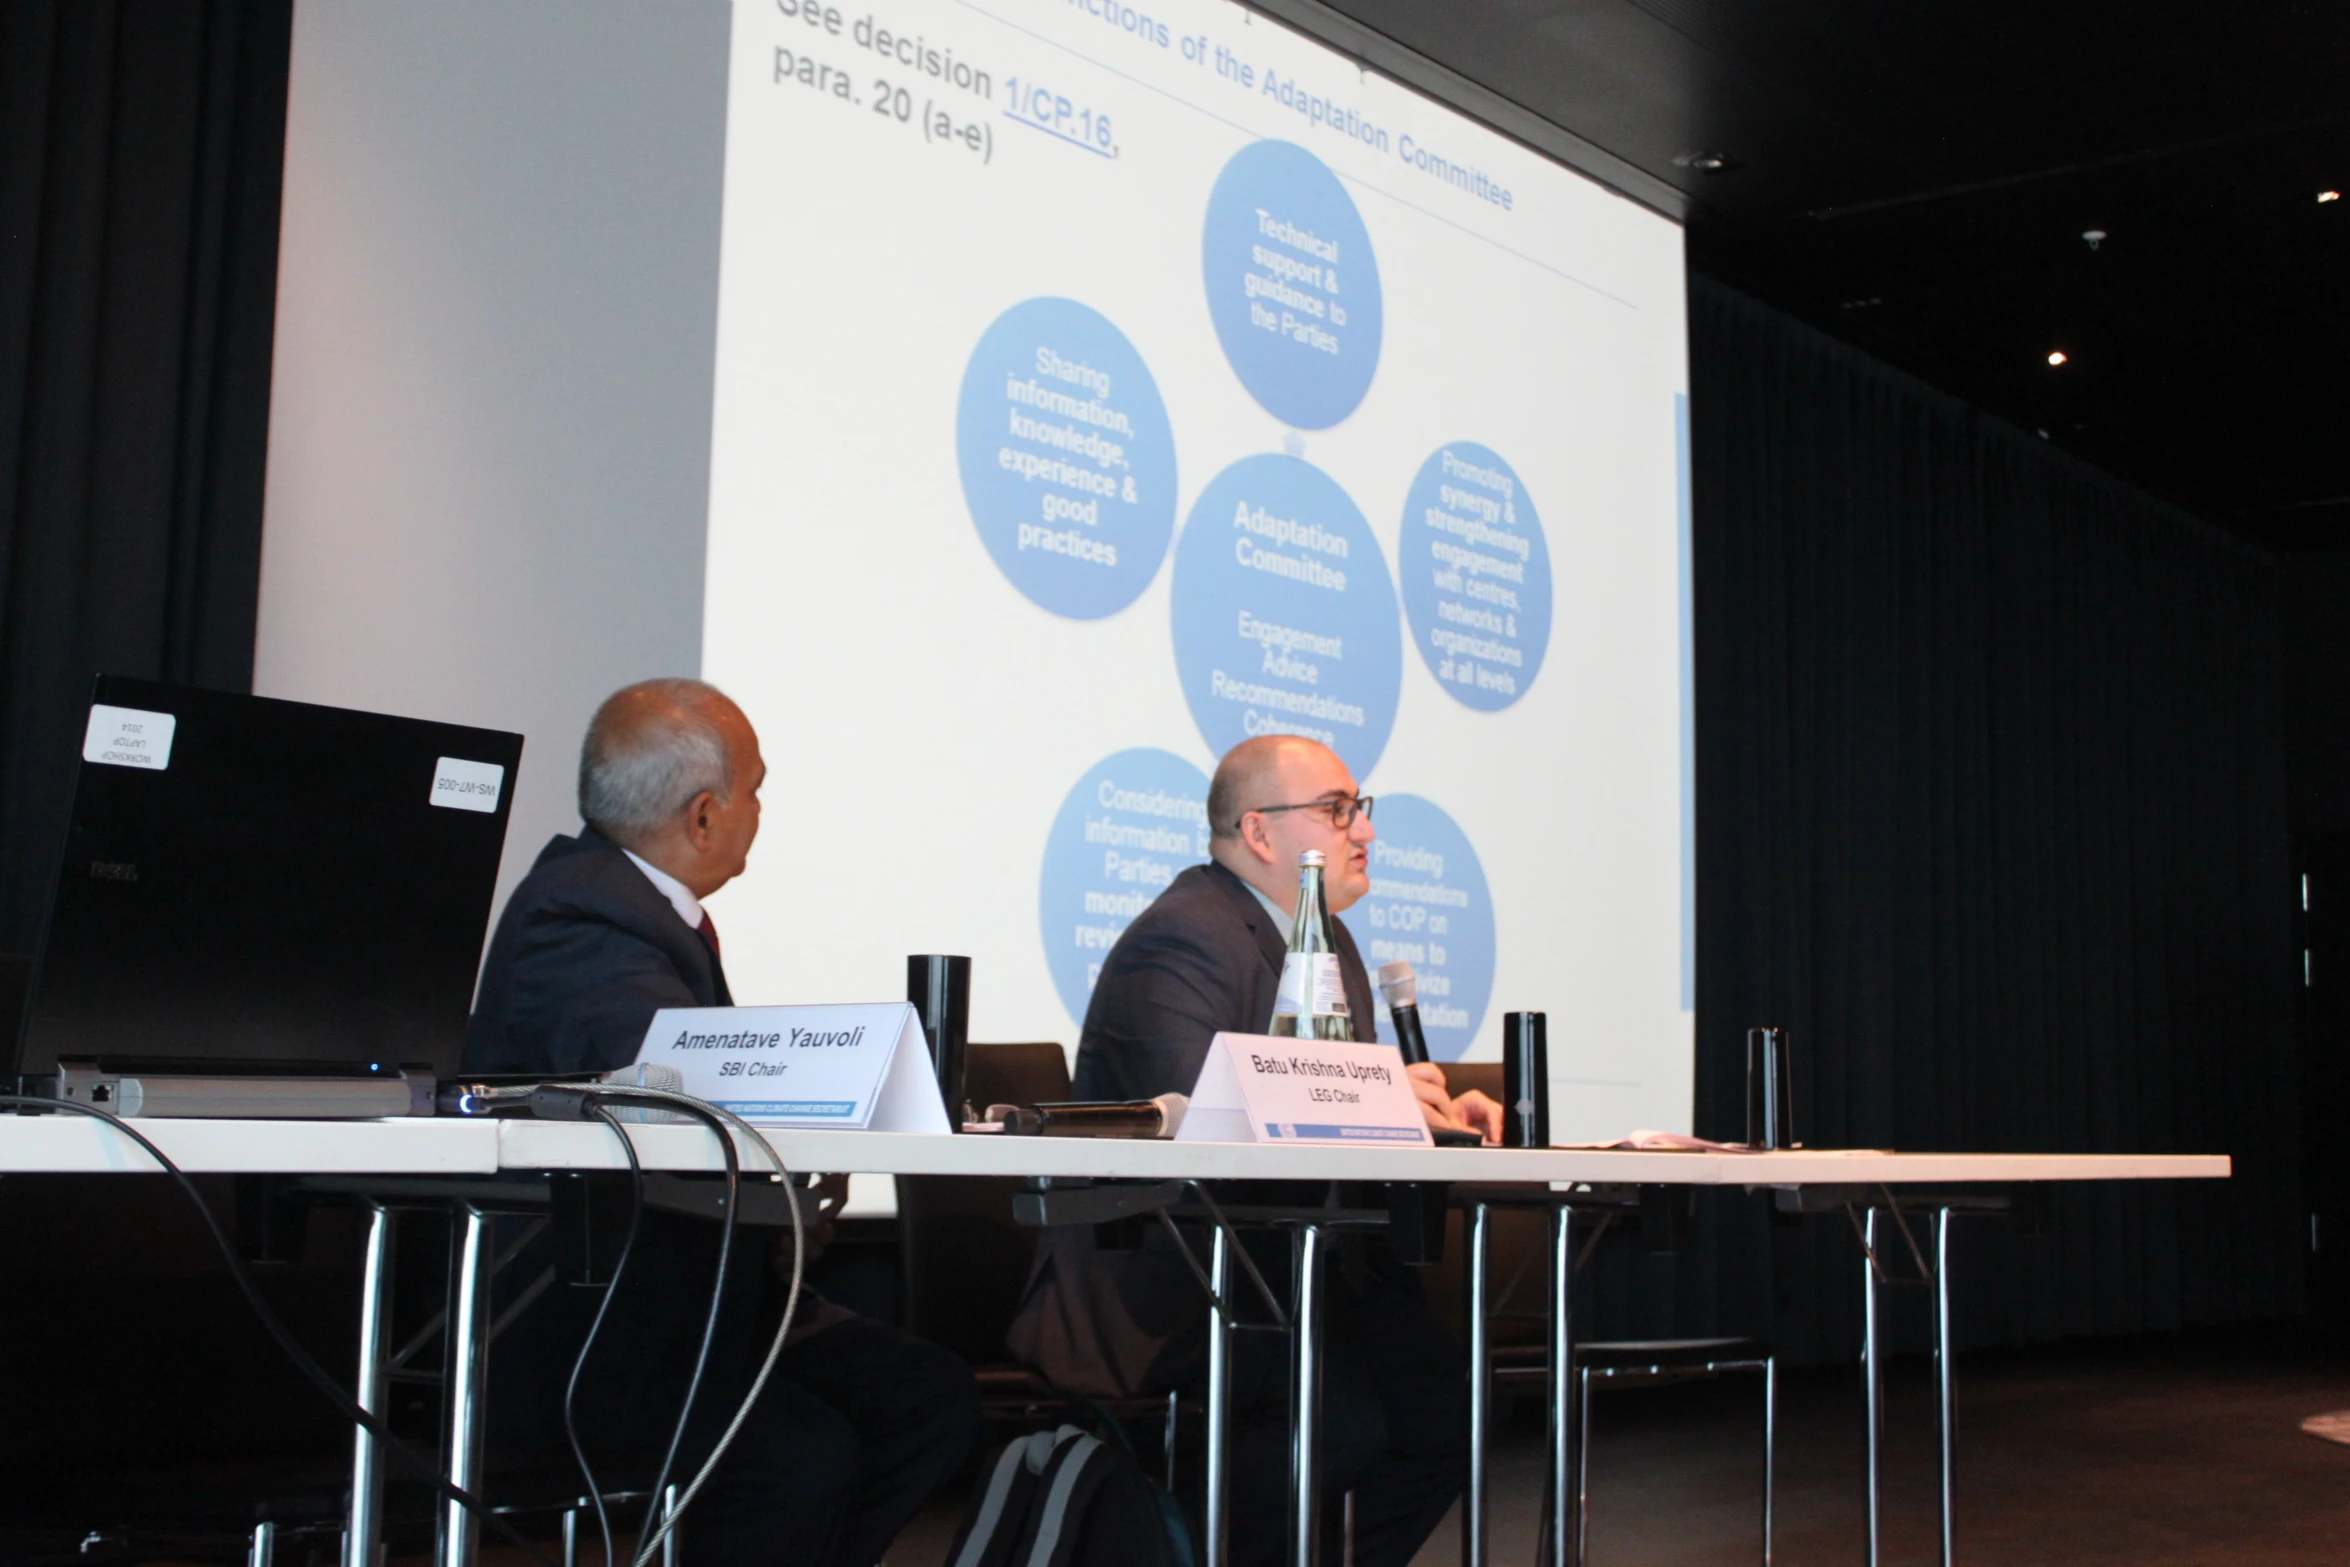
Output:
top-left (1273, 953), bottom-right (1349, 1018)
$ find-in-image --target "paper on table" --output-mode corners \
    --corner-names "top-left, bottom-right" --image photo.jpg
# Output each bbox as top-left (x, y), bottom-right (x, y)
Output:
top-left (1554, 1130), bottom-right (1745, 1153)
top-left (1556, 1131), bottom-right (1893, 1155)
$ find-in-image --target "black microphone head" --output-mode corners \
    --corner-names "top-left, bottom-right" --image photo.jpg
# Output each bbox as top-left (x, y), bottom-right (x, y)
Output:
top-left (1380, 961), bottom-right (1430, 1066)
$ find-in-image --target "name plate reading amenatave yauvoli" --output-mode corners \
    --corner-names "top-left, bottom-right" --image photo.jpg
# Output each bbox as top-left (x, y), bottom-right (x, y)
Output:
top-left (1178, 1031), bottom-right (1432, 1146)
top-left (635, 1002), bottom-right (951, 1132)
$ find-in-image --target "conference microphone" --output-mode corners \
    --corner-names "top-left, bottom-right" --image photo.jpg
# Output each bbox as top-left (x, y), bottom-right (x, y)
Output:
top-left (438, 1061), bottom-right (692, 1121)
top-left (986, 1093), bottom-right (1189, 1139)
top-left (1377, 960), bottom-right (1433, 1067)
top-left (598, 1061), bottom-right (693, 1123)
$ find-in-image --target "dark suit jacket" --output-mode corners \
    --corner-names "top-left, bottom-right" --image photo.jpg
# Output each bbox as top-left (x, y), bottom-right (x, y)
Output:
top-left (1070, 859), bottom-right (1378, 1101)
top-left (1008, 858), bottom-right (1380, 1396)
top-left (465, 828), bottom-right (730, 1076)
top-left (465, 832), bottom-right (777, 1457)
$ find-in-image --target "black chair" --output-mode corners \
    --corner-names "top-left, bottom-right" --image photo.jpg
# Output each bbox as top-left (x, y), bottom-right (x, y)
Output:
top-left (898, 1042), bottom-right (1069, 1383)
top-left (1572, 1337), bottom-right (1774, 1567)
top-left (1439, 1065), bottom-right (1776, 1567)
top-left (896, 1043), bottom-right (1182, 1477)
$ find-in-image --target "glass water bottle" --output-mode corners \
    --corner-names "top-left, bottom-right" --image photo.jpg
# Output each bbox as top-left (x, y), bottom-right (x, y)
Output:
top-left (1269, 850), bottom-right (1353, 1040)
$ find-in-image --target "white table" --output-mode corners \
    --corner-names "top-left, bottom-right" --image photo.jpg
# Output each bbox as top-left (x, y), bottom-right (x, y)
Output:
top-left (1, 1117), bottom-right (2228, 1567)
top-left (0, 1115), bottom-right (2223, 1188)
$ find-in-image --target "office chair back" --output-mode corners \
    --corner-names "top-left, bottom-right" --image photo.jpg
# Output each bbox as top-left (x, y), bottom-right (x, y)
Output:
top-left (898, 1043), bottom-right (1071, 1363)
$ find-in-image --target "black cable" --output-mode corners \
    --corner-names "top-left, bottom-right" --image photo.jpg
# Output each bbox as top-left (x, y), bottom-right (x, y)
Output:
top-left (563, 1102), bottom-right (647, 1567)
top-left (521, 1081), bottom-right (805, 1567)
top-left (0, 1095), bottom-right (557, 1567)
top-left (561, 1088), bottom-right (800, 1567)
top-left (619, 1094), bottom-right (741, 1555)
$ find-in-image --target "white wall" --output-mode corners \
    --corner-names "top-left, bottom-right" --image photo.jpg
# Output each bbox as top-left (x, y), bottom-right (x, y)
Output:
top-left (257, 0), bottom-right (731, 937)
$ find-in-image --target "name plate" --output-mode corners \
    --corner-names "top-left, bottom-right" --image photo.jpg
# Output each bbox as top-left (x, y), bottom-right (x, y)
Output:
top-left (635, 1002), bottom-right (951, 1132)
top-left (1177, 1032), bottom-right (1432, 1147)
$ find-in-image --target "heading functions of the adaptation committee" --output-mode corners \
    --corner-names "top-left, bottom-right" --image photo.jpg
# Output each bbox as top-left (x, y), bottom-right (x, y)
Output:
top-left (1066, 0), bottom-right (1518, 212)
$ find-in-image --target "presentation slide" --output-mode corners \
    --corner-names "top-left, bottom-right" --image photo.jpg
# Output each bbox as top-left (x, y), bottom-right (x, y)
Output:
top-left (701, 0), bottom-right (1691, 1136)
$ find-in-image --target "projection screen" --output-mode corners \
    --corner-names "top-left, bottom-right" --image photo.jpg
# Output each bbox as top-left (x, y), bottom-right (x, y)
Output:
top-left (699, 0), bottom-right (1692, 1136)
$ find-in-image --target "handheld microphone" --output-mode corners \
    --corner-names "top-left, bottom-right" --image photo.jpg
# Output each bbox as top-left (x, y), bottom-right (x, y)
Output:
top-left (984, 1093), bottom-right (1189, 1138)
top-left (1377, 960), bottom-right (1432, 1067)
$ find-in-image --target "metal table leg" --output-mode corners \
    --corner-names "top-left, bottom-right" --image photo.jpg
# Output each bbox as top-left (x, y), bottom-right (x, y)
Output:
top-left (1463, 1202), bottom-right (1492, 1567)
top-left (345, 1202), bottom-right (395, 1567)
top-left (440, 1204), bottom-right (494, 1567)
top-left (1863, 1206), bottom-right (1883, 1567)
top-left (1547, 1204), bottom-right (1574, 1567)
top-left (1292, 1222), bottom-right (1327, 1567)
top-left (1763, 1356), bottom-right (1777, 1567)
top-left (1575, 1364), bottom-right (1594, 1567)
top-left (1934, 1207), bottom-right (1954, 1567)
top-left (1207, 1223), bottom-right (1233, 1567)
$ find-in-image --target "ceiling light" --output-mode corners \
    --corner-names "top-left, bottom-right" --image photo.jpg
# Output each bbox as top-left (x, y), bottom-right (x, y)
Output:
top-left (2321, 190), bottom-right (2342, 204)
top-left (2046, 350), bottom-right (2068, 367)
top-left (2082, 229), bottom-right (2107, 250)
top-left (1673, 150), bottom-right (1731, 173)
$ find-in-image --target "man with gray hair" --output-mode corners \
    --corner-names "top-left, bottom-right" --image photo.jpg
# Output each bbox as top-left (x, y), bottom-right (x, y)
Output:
top-left (467, 678), bottom-right (978, 1567)
top-left (469, 677), bottom-right (762, 1073)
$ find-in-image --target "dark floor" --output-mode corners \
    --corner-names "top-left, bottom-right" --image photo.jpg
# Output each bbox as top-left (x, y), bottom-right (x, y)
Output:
top-left (892, 1331), bottom-right (2350, 1566)
top-left (15, 1331), bottom-right (2346, 1567)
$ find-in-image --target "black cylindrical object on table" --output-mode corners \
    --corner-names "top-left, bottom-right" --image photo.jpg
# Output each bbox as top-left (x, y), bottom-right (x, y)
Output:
top-left (907, 954), bottom-right (971, 1128)
top-left (1502, 1010), bottom-right (1549, 1148)
top-left (1745, 1026), bottom-right (1794, 1149)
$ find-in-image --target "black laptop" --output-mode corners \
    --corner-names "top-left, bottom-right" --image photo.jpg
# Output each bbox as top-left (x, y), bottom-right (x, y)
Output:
top-left (10, 677), bottom-right (522, 1115)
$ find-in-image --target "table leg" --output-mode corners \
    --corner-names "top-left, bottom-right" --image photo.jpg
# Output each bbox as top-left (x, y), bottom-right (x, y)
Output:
top-left (1763, 1355), bottom-right (1777, 1567)
top-left (1547, 1204), bottom-right (1574, 1567)
top-left (1463, 1202), bottom-right (1492, 1567)
top-left (1292, 1222), bottom-right (1327, 1567)
top-left (1863, 1206), bottom-right (1883, 1567)
top-left (1208, 1223), bottom-right (1233, 1567)
top-left (1935, 1207), bottom-right (1954, 1567)
top-left (345, 1203), bottom-right (395, 1567)
top-left (440, 1204), bottom-right (493, 1567)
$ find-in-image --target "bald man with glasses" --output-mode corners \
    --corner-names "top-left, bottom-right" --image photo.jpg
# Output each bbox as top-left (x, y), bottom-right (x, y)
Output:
top-left (1009, 735), bottom-right (1498, 1567)
top-left (1073, 732), bottom-right (1500, 1139)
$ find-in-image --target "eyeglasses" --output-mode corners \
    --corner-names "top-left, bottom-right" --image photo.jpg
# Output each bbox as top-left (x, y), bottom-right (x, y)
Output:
top-left (1241, 794), bottom-right (1374, 830)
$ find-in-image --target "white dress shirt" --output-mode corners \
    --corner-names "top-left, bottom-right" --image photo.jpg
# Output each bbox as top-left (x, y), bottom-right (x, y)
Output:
top-left (622, 847), bottom-right (705, 932)
top-left (1246, 879), bottom-right (1294, 941)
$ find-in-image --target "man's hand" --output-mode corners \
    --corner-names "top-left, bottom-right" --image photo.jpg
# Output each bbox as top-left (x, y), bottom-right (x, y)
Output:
top-left (773, 1172), bottom-right (849, 1276)
top-left (1449, 1088), bottom-right (1504, 1146)
top-left (1407, 1061), bottom-right (1502, 1145)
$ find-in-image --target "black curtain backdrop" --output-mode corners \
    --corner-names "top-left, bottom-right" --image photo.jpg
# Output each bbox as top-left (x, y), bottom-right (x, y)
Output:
top-left (1573, 278), bottom-right (2304, 1365)
top-left (0, 0), bottom-right (287, 960)
top-left (0, 0), bottom-right (325, 1480)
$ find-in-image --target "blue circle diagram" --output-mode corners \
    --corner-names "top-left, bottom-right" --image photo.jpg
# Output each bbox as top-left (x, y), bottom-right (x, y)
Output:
top-left (1343, 794), bottom-right (1495, 1061)
top-left (1202, 141), bottom-right (1383, 430)
top-left (1039, 748), bottom-right (1212, 1027)
top-left (956, 298), bottom-right (1178, 619)
top-left (1398, 443), bottom-right (1552, 710)
top-left (1169, 455), bottom-right (1403, 779)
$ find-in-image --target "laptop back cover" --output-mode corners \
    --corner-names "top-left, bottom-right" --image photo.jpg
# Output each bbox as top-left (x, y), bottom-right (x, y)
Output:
top-left (14, 677), bottom-right (523, 1080)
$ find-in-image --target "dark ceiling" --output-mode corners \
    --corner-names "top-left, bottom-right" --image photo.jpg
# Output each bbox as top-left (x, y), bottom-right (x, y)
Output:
top-left (1312, 0), bottom-right (2350, 554)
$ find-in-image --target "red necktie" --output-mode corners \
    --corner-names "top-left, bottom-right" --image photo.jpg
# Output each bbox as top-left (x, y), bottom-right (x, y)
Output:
top-left (696, 911), bottom-right (721, 958)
